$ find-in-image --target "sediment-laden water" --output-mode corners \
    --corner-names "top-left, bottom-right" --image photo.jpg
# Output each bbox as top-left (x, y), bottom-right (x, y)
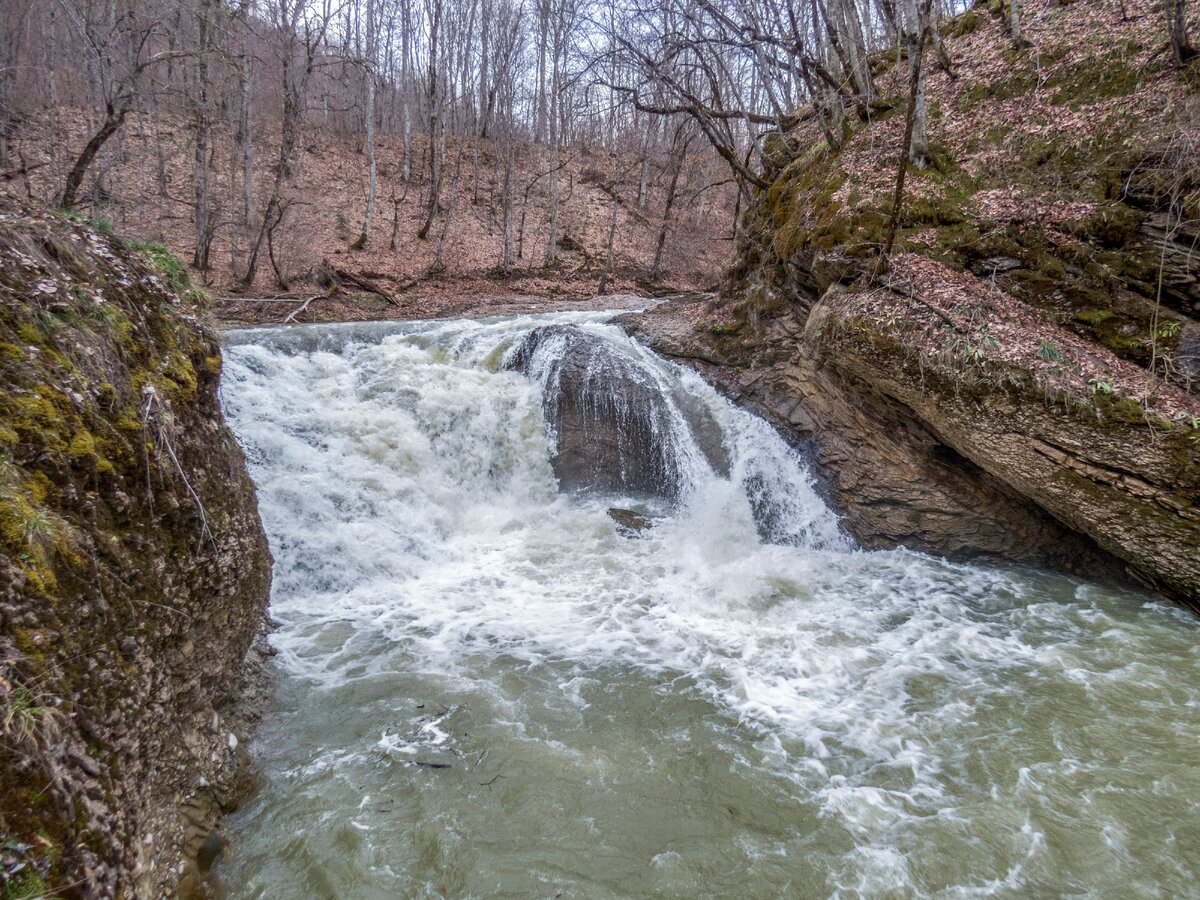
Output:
top-left (217, 312), bottom-right (1200, 898)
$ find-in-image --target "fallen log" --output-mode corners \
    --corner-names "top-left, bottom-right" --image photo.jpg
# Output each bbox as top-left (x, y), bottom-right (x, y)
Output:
top-left (282, 293), bottom-right (326, 324)
top-left (318, 260), bottom-right (410, 306)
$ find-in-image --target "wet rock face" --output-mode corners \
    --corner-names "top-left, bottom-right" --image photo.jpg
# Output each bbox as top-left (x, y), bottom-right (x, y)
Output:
top-left (505, 325), bottom-right (728, 498)
top-left (621, 303), bottom-right (1132, 583)
top-left (608, 507), bottom-right (654, 534)
top-left (0, 209), bottom-right (272, 897)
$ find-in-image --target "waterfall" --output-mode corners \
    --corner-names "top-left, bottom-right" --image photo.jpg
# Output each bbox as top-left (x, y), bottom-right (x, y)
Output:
top-left (216, 311), bottom-right (1200, 899)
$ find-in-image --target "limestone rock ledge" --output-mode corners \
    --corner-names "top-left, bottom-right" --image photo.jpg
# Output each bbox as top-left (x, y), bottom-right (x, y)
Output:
top-left (622, 293), bottom-right (1199, 609)
top-left (0, 208), bottom-right (272, 897)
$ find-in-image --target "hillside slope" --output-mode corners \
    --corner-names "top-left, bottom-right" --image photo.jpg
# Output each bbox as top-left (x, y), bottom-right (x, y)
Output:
top-left (3, 115), bottom-right (735, 321)
top-left (632, 0), bottom-right (1200, 606)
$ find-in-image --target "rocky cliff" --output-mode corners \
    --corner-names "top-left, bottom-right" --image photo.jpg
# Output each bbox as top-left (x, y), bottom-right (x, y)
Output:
top-left (626, 0), bottom-right (1200, 607)
top-left (0, 208), bottom-right (272, 897)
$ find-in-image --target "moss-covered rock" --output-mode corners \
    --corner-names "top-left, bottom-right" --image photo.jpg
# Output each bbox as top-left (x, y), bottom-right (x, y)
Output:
top-left (0, 206), bottom-right (271, 896)
top-left (702, 0), bottom-right (1200, 607)
top-left (811, 286), bottom-right (1200, 607)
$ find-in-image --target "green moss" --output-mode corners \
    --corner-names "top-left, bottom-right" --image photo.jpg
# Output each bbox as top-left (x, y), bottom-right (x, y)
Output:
top-left (1093, 392), bottom-right (1152, 425)
top-left (1047, 52), bottom-right (1145, 107)
top-left (89, 303), bottom-right (134, 341)
top-left (986, 67), bottom-right (1040, 104)
top-left (1066, 203), bottom-right (1144, 247)
top-left (1074, 308), bottom-right (1115, 325)
top-left (123, 239), bottom-right (209, 307)
top-left (67, 429), bottom-right (96, 460)
top-left (902, 195), bottom-right (969, 227)
top-left (3, 865), bottom-right (47, 900)
top-left (960, 81), bottom-right (990, 112)
top-left (943, 7), bottom-right (986, 36)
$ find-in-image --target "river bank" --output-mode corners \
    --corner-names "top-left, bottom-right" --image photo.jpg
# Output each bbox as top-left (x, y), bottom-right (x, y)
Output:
top-left (0, 208), bottom-right (272, 896)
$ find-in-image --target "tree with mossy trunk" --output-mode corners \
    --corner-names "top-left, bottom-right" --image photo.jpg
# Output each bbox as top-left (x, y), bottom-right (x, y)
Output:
top-left (896, 0), bottom-right (934, 170)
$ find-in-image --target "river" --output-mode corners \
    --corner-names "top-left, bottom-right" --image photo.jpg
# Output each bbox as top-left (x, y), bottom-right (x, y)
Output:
top-left (217, 311), bottom-right (1200, 898)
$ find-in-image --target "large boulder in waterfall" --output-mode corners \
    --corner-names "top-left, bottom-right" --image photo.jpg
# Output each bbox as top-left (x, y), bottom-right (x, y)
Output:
top-left (504, 325), bottom-right (728, 497)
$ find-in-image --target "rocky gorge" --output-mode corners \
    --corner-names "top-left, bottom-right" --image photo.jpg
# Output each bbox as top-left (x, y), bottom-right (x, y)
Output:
top-left (1, 1), bottom-right (1199, 894)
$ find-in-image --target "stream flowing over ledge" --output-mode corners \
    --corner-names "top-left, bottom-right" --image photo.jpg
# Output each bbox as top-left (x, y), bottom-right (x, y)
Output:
top-left (212, 311), bottom-right (1200, 897)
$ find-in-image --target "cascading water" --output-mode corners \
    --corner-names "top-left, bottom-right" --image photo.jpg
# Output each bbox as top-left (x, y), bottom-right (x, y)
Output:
top-left (217, 311), bottom-right (1200, 898)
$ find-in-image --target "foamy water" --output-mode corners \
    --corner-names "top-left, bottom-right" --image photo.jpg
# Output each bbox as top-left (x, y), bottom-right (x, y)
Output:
top-left (217, 312), bottom-right (1200, 898)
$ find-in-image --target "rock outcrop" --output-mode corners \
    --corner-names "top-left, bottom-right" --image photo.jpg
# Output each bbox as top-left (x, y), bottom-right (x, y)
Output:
top-left (505, 325), bottom-right (728, 497)
top-left (623, 0), bottom-right (1200, 608)
top-left (622, 302), bottom-right (1129, 580)
top-left (0, 208), bottom-right (272, 896)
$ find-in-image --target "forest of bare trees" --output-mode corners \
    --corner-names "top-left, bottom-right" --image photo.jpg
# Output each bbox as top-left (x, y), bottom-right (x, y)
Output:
top-left (0, 0), bottom-right (1193, 292)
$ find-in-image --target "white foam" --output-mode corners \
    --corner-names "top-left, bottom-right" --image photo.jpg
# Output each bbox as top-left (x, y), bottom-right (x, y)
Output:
top-left (220, 311), bottom-right (1200, 897)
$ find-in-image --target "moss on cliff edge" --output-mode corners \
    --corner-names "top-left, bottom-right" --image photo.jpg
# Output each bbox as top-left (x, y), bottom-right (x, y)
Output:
top-left (727, 0), bottom-right (1200, 398)
top-left (0, 206), bottom-right (271, 896)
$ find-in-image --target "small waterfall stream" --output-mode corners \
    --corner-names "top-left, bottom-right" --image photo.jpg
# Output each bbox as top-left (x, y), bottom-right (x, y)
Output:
top-left (217, 311), bottom-right (1200, 898)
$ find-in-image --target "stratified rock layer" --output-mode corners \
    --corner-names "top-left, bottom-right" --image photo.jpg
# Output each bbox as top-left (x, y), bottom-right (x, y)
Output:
top-left (622, 302), bottom-right (1131, 582)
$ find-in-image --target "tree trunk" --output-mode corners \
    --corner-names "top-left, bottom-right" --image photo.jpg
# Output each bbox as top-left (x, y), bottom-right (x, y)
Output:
top-left (354, 0), bottom-right (378, 250)
top-left (60, 104), bottom-right (127, 210)
top-left (192, 0), bottom-right (214, 269)
top-left (244, 27), bottom-right (308, 288)
top-left (400, 0), bottom-right (413, 185)
top-left (501, 133), bottom-right (515, 269)
top-left (881, 0), bottom-right (936, 264)
top-left (1166, 0), bottom-right (1196, 66)
top-left (433, 137), bottom-right (467, 270)
top-left (597, 153), bottom-right (622, 294)
top-left (909, 50), bottom-right (930, 168)
top-left (652, 138), bottom-right (685, 280)
top-left (241, 53), bottom-right (254, 227)
top-left (544, 28), bottom-right (562, 265)
top-left (479, 0), bottom-right (491, 138)
top-left (417, 0), bottom-right (441, 240)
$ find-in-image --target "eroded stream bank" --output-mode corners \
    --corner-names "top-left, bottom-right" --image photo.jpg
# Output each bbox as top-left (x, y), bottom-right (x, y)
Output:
top-left (217, 312), bottom-right (1200, 898)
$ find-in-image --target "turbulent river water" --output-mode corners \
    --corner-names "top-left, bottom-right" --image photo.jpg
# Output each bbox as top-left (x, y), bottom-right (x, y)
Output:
top-left (218, 311), bottom-right (1200, 899)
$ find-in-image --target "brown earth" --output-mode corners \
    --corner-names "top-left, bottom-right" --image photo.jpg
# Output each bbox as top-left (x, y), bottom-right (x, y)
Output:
top-left (3, 110), bottom-right (735, 318)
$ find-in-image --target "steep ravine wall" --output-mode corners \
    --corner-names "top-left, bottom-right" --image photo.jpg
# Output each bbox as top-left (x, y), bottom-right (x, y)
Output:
top-left (0, 208), bottom-right (272, 897)
top-left (627, 0), bottom-right (1200, 609)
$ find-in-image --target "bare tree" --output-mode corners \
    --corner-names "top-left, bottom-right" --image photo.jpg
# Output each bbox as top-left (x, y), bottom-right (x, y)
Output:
top-left (56, 0), bottom-right (191, 209)
top-left (242, 0), bottom-right (339, 287)
top-left (192, 0), bottom-right (217, 269)
top-left (416, 0), bottom-right (443, 240)
top-left (352, 0), bottom-right (378, 249)
top-left (1165, 0), bottom-right (1196, 66)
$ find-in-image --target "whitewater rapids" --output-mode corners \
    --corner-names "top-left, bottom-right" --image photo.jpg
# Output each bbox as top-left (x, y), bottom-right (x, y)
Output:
top-left (217, 311), bottom-right (1200, 898)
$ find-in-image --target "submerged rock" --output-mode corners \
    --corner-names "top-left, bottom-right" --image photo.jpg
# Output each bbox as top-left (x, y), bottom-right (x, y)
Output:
top-left (608, 507), bottom-right (653, 533)
top-left (505, 325), bottom-right (728, 498)
top-left (0, 208), bottom-right (272, 895)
